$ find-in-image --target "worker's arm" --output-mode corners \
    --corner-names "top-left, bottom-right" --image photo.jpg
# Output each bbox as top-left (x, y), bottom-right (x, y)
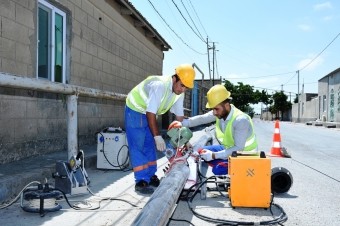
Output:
top-left (175, 115), bottom-right (185, 122)
top-left (147, 111), bottom-right (166, 151)
top-left (146, 111), bottom-right (159, 136)
top-left (181, 110), bottom-right (215, 127)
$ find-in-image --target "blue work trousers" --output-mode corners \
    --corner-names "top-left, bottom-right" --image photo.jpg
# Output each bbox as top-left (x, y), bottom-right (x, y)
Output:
top-left (125, 106), bottom-right (157, 183)
top-left (203, 145), bottom-right (229, 175)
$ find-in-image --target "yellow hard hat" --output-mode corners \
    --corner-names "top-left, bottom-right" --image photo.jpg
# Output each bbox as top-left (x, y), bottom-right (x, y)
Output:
top-left (206, 84), bottom-right (231, 108)
top-left (175, 64), bottom-right (195, 88)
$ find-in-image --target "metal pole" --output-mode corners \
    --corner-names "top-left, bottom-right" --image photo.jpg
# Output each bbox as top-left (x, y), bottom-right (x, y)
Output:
top-left (297, 70), bottom-right (300, 122)
top-left (212, 42), bottom-right (215, 85)
top-left (0, 73), bottom-right (127, 160)
top-left (67, 95), bottom-right (78, 159)
top-left (132, 131), bottom-right (212, 226)
top-left (206, 37), bottom-right (212, 85)
top-left (132, 160), bottom-right (190, 226)
top-left (0, 73), bottom-right (127, 100)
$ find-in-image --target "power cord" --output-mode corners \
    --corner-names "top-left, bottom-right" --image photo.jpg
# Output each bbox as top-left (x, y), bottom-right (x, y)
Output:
top-left (0, 181), bottom-right (41, 209)
top-left (96, 131), bottom-right (131, 171)
top-left (183, 175), bottom-right (288, 225)
top-left (1, 180), bottom-right (141, 215)
top-left (53, 187), bottom-right (140, 210)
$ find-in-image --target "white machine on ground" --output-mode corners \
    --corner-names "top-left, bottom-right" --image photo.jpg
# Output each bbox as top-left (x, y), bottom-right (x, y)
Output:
top-left (96, 127), bottom-right (130, 170)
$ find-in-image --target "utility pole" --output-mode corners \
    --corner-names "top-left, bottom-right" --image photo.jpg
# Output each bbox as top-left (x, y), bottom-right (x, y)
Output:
top-left (297, 70), bottom-right (300, 123)
top-left (281, 84), bottom-right (283, 91)
top-left (212, 42), bottom-right (215, 85)
top-left (206, 37), bottom-right (212, 85)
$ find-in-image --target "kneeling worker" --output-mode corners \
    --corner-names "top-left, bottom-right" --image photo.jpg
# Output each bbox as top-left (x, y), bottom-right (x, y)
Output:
top-left (181, 84), bottom-right (258, 175)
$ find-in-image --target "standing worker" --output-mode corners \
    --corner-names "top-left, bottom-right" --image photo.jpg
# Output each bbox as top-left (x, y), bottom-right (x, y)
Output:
top-left (125, 64), bottom-right (195, 194)
top-left (181, 84), bottom-right (258, 175)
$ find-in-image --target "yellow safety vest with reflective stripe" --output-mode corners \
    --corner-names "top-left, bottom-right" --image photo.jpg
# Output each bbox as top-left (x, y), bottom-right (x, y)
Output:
top-left (215, 105), bottom-right (258, 154)
top-left (126, 75), bottom-right (182, 115)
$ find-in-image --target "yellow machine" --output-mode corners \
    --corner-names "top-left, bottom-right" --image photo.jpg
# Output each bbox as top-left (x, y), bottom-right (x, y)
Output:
top-left (228, 152), bottom-right (271, 208)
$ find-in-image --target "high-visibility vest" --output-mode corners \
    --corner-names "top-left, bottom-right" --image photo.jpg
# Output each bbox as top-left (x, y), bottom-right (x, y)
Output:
top-left (215, 105), bottom-right (258, 154)
top-left (126, 75), bottom-right (182, 115)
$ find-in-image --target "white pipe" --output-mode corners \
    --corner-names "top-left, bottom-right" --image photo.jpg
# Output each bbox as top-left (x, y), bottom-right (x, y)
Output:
top-left (0, 73), bottom-right (127, 100)
top-left (67, 95), bottom-right (78, 159)
top-left (0, 73), bottom-right (127, 159)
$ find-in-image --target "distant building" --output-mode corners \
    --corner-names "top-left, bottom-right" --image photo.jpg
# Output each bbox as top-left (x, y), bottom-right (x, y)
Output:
top-left (318, 67), bottom-right (340, 122)
top-left (291, 67), bottom-right (340, 124)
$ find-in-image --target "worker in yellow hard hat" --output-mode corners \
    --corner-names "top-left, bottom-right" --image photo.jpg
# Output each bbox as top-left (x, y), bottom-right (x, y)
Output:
top-left (125, 63), bottom-right (195, 194)
top-left (177, 84), bottom-right (258, 175)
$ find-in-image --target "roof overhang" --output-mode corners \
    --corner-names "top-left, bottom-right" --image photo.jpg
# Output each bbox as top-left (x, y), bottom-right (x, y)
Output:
top-left (115, 0), bottom-right (171, 51)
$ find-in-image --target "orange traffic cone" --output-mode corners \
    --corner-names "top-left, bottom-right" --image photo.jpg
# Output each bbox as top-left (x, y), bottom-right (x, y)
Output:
top-left (269, 120), bottom-right (284, 157)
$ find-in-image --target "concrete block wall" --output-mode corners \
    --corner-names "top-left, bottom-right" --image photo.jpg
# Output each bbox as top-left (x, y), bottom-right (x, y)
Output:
top-left (0, 0), bottom-right (36, 77)
top-left (0, 0), bottom-right (165, 164)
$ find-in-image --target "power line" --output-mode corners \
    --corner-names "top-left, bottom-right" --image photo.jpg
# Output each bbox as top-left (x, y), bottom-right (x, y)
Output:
top-left (187, 0), bottom-right (208, 38)
top-left (147, 0), bottom-right (205, 55)
top-left (171, 0), bottom-right (206, 43)
top-left (180, 0), bottom-right (205, 42)
top-left (226, 71), bottom-right (296, 80)
top-left (282, 31), bottom-right (340, 88)
top-left (299, 31), bottom-right (340, 72)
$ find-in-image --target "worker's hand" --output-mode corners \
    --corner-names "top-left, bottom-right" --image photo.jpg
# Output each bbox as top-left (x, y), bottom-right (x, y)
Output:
top-left (199, 149), bottom-right (213, 161)
top-left (154, 135), bottom-right (166, 151)
top-left (186, 142), bottom-right (193, 150)
top-left (168, 121), bottom-right (182, 130)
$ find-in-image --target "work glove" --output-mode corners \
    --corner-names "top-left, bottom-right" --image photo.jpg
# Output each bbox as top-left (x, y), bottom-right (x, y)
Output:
top-left (185, 142), bottom-right (193, 150)
top-left (154, 135), bottom-right (166, 151)
top-left (168, 121), bottom-right (182, 130)
top-left (198, 149), bottom-right (213, 161)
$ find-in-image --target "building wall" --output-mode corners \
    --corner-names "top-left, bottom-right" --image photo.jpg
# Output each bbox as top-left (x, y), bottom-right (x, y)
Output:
top-left (291, 68), bottom-right (340, 124)
top-left (0, 0), bottom-right (165, 164)
top-left (318, 76), bottom-right (329, 121)
top-left (292, 93), bottom-right (318, 123)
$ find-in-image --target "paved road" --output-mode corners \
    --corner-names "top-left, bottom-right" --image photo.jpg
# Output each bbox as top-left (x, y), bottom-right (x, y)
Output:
top-left (1, 119), bottom-right (340, 226)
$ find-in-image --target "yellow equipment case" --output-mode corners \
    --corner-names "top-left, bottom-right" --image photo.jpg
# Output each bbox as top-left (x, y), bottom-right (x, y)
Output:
top-left (228, 152), bottom-right (271, 208)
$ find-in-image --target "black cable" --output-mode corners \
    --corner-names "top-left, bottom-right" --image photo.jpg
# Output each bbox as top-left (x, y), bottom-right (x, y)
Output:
top-left (147, 0), bottom-right (205, 55)
top-left (292, 158), bottom-right (340, 183)
top-left (185, 171), bottom-right (288, 225)
top-left (54, 188), bottom-right (138, 210)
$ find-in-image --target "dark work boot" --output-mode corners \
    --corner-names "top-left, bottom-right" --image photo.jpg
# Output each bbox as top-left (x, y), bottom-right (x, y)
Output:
top-left (135, 180), bottom-right (154, 194)
top-left (149, 175), bottom-right (160, 187)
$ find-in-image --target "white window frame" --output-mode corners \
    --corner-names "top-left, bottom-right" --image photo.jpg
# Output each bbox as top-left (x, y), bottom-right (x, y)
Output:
top-left (37, 0), bottom-right (66, 83)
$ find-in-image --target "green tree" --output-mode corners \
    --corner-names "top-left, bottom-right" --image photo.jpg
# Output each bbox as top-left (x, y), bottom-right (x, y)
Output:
top-left (223, 80), bottom-right (271, 117)
top-left (271, 91), bottom-right (292, 119)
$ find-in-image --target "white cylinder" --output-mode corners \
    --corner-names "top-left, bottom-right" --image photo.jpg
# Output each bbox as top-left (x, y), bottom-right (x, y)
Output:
top-left (67, 95), bottom-right (78, 159)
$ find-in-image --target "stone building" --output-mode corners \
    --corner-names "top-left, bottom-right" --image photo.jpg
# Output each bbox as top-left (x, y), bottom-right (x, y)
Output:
top-left (291, 67), bottom-right (340, 126)
top-left (0, 0), bottom-right (175, 164)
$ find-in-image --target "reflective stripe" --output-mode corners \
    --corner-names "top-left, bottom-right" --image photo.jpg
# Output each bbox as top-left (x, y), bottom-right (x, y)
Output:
top-left (126, 76), bottom-right (181, 115)
top-left (272, 142), bottom-right (281, 148)
top-left (148, 161), bottom-right (157, 166)
top-left (133, 163), bottom-right (149, 172)
top-left (238, 148), bottom-right (258, 155)
top-left (216, 105), bottom-right (258, 152)
top-left (245, 134), bottom-right (256, 147)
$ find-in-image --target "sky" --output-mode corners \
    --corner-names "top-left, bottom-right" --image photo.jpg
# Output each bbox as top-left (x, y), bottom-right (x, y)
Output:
top-left (129, 0), bottom-right (340, 112)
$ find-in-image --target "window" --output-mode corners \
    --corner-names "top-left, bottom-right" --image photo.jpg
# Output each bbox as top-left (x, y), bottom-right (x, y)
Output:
top-left (38, 0), bottom-right (66, 83)
top-left (323, 95), bottom-right (327, 112)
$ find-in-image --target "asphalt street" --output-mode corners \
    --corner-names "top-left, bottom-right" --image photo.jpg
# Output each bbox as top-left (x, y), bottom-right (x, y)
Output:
top-left (1, 119), bottom-right (340, 226)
